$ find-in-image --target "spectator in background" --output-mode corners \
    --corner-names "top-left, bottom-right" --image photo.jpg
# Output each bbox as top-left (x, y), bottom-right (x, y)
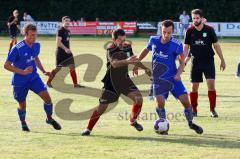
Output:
top-left (179, 10), bottom-right (190, 38)
top-left (23, 12), bottom-right (34, 22)
top-left (7, 9), bottom-right (20, 51)
top-left (80, 17), bottom-right (85, 22)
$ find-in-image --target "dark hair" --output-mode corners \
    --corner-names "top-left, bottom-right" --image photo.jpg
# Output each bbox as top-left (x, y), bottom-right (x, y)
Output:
top-left (161, 20), bottom-right (174, 31)
top-left (112, 28), bottom-right (125, 40)
top-left (62, 16), bottom-right (70, 22)
top-left (191, 9), bottom-right (203, 17)
top-left (23, 23), bottom-right (37, 35)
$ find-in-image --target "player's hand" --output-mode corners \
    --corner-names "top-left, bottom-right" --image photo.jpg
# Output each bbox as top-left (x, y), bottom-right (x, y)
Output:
top-left (220, 60), bottom-right (226, 71)
top-left (132, 66), bottom-right (139, 76)
top-left (145, 68), bottom-right (152, 77)
top-left (65, 48), bottom-right (72, 54)
top-left (23, 66), bottom-right (33, 75)
top-left (127, 55), bottom-right (139, 64)
top-left (43, 71), bottom-right (51, 76)
top-left (174, 74), bottom-right (181, 81)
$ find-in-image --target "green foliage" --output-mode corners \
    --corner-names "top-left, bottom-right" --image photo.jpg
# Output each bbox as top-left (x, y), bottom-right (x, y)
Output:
top-left (0, 0), bottom-right (239, 21)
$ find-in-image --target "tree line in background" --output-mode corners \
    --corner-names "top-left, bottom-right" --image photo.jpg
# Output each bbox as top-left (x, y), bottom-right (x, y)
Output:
top-left (1, 0), bottom-right (240, 22)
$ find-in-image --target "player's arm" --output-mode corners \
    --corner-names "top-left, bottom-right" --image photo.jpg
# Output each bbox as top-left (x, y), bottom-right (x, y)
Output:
top-left (4, 61), bottom-right (32, 75)
top-left (134, 48), bottom-right (151, 76)
top-left (56, 36), bottom-right (71, 54)
top-left (183, 44), bottom-right (191, 64)
top-left (213, 42), bottom-right (226, 71)
top-left (175, 53), bottom-right (186, 81)
top-left (110, 55), bottom-right (139, 68)
top-left (7, 17), bottom-right (16, 27)
top-left (35, 57), bottom-right (50, 76)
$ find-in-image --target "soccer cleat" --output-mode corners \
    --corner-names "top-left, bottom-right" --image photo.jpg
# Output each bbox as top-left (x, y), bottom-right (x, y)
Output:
top-left (189, 123), bottom-right (203, 134)
top-left (46, 82), bottom-right (53, 88)
top-left (81, 129), bottom-right (91, 136)
top-left (21, 124), bottom-right (30, 132)
top-left (210, 111), bottom-right (218, 118)
top-left (193, 112), bottom-right (198, 117)
top-left (236, 73), bottom-right (240, 78)
top-left (46, 119), bottom-right (61, 130)
top-left (74, 84), bottom-right (85, 88)
top-left (130, 121), bottom-right (143, 131)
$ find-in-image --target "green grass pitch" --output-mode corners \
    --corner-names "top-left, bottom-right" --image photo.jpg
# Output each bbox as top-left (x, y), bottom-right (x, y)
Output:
top-left (0, 36), bottom-right (239, 159)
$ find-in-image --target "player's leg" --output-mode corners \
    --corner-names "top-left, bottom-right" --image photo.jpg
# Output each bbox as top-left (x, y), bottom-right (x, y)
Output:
top-left (155, 95), bottom-right (166, 119)
top-left (206, 79), bottom-right (218, 117)
top-left (81, 103), bottom-right (109, 136)
top-left (31, 77), bottom-right (61, 130)
top-left (190, 65), bottom-right (203, 116)
top-left (82, 87), bottom-right (119, 136)
top-left (9, 36), bottom-right (17, 51)
top-left (172, 81), bottom-right (203, 134)
top-left (13, 86), bottom-right (30, 131)
top-left (178, 94), bottom-right (203, 134)
top-left (46, 66), bottom-right (61, 87)
top-left (127, 90), bottom-right (143, 131)
top-left (204, 62), bottom-right (218, 117)
top-left (37, 90), bottom-right (61, 130)
top-left (69, 64), bottom-right (84, 88)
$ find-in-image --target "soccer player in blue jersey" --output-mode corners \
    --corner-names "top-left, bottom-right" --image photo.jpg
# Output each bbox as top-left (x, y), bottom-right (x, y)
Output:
top-left (4, 23), bottom-right (61, 132)
top-left (134, 20), bottom-right (203, 134)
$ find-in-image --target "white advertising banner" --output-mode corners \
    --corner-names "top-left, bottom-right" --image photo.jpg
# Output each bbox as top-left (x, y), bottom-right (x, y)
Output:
top-left (20, 21), bottom-right (60, 34)
top-left (220, 23), bottom-right (240, 37)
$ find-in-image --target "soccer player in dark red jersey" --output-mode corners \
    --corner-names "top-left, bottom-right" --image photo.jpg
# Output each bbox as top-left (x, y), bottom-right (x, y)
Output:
top-left (81, 29), bottom-right (151, 136)
top-left (47, 16), bottom-right (83, 88)
top-left (184, 9), bottom-right (226, 118)
top-left (7, 10), bottom-right (20, 51)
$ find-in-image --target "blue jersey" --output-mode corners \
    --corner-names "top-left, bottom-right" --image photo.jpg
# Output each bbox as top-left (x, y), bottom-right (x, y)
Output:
top-left (6, 40), bottom-right (40, 86)
top-left (147, 36), bottom-right (183, 79)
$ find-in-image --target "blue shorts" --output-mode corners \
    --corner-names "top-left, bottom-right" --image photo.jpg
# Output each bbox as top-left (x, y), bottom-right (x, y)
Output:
top-left (13, 76), bottom-right (47, 103)
top-left (151, 78), bottom-right (187, 99)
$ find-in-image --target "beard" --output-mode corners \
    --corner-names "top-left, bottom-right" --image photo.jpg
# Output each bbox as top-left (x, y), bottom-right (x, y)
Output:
top-left (194, 20), bottom-right (202, 26)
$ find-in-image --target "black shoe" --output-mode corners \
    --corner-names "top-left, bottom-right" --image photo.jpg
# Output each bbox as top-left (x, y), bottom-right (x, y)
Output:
top-left (81, 129), bottom-right (91, 136)
top-left (46, 119), bottom-right (61, 130)
top-left (74, 84), bottom-right (85, 88)
top-left (131, 121), bottom-right (143, 131)
top-left (193, 112), bottom-right (198, 117)
top-left (22, 124), bottom-right (30, 132)
top-left (210, 111), bottom-right (218, 118)
top-left (189, 123), bottom-right (203, 134)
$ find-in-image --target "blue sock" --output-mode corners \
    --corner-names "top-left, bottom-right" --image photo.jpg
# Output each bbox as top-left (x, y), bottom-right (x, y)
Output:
top-left (156, 107), bottom-right (166, 119)
top-left (17, 108), bottom-right (26, 124)
top-left (184, 106), bottom-right (193, 126)
top-left (44, 103), bottom-right (53, 120)
top-left (237, 63), bottom-right (240, 75)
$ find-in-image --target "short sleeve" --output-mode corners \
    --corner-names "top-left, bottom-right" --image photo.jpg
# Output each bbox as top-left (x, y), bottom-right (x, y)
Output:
top-left (34, 43), bottom-right (40, 56)
top-left (57, 29), bottom-right (64, 38)
top-left (6, 47), bottom-right (19, 63)
top-left (175, 43), bottom-right (183, 56)
top-left (146, 37), bottom-right (153, 51)
top-left (210, 28), bottom-right (218, 43)
top-left (184, 29), bottom-right (191, 45)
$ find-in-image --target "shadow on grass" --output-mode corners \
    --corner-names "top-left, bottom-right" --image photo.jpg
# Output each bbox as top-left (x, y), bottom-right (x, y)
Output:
top-left (92, 133), bottom-right (240, 149)
top-left (29, 130), bottom-right (240, 149)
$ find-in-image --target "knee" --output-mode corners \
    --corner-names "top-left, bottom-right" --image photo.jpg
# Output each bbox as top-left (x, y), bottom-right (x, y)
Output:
top-left (135, 95), bottom-right (143, 106)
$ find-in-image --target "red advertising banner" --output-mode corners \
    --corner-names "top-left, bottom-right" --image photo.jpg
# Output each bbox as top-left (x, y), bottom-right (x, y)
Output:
top-left (68, 21), bottom-right (97, 35)
top-left (68, 21), bottom-right (136, 35)
top-left (96, 22), bottom-right (136, 35)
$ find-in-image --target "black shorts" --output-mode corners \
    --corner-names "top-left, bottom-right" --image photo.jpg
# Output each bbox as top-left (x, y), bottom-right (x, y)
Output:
top-left (56, 50), bottom-right (75, 67)
top-left (99, 79), bottom-right (139, 104)
top-left (9, 30), bottom-right (18, 39)
top-left (190, 61), bottom-right (215, 83)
